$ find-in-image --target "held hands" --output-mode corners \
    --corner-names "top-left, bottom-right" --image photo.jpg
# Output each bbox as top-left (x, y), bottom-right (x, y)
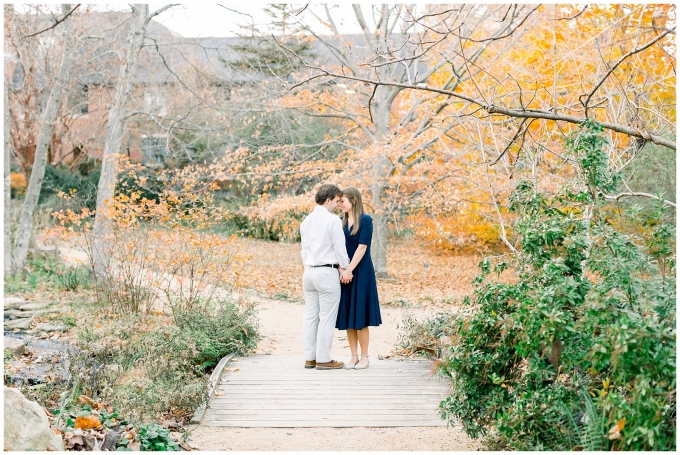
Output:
top-left (339, 268), bottom-right (353, 284)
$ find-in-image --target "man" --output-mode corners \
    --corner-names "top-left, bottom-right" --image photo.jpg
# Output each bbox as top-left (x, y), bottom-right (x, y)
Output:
top-left (300, 184), bottom-right (351, 370)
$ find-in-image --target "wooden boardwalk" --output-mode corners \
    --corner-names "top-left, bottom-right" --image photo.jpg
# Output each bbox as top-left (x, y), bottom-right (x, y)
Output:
top-left (200, 354), bottom-right (450, 427)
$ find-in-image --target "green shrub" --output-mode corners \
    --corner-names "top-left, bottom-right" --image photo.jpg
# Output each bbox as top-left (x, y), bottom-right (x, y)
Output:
top-left (39, 162), bottom-right (101, 210)
top-left (438, 120), bottom-right (676, 450)
top-left (64, 299), bottom-right (260, 423)
top-left (172, 299), bottom-right (261, 371)
top-left (137, 423), bottom-right (181, 451)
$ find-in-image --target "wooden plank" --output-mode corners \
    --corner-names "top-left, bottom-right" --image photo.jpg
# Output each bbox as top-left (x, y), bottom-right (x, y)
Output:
top-left (212, 382), bottom-right (447, 393)
top-left (210, 400), bottom-right (445, 406)
top-left (208, 400), bottom-right (442, 406)
top-left (203, 354), bottom-right (451, 428)
top-left (203, 420), bottom-right (447, 427)
top-left (206, 410), bottom-right (443, 416)
top-left (207, 404), bottom-right (443, 410)
top-left (206, 411), bottom-right (440, 423)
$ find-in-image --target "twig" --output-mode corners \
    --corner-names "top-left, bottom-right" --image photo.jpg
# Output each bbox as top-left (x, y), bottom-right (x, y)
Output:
top-left (22, 4), bottom-right (80, 39)
top-left (582, 29), bottom-right (673, 115)
top-left (272, 34), bottom-right (676, 151)
top-left (605, 192), bottom-right (676, 208)
top-left (551, 5), bottom-right (588, 21)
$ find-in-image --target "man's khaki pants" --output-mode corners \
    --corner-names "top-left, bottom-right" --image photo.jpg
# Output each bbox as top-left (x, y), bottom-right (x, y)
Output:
top-left (302, 266), bottom-right (341, 363)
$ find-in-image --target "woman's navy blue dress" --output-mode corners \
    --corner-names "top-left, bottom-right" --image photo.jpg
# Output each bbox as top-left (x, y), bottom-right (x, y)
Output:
top-left (336, 213), bottom-right (382, 330)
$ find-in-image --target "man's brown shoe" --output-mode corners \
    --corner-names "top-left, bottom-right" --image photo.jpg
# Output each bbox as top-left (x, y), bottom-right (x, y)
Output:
top-left (316, 360), bottom-right (344, 370)
top-left (304, 360), bottom-right (316, 369)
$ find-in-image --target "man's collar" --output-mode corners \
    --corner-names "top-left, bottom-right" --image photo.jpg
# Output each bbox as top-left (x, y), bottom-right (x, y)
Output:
top-left (314, 205), bottom-right (330, 213)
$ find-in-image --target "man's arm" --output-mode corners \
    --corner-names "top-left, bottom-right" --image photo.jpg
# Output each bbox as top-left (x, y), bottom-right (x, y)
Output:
top-left (300, 221), bottom-right (308, 265)
top-left (329, 218), bottom-right (350, 269)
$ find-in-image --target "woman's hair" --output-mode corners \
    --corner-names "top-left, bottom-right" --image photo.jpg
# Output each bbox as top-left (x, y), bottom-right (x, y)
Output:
top-left (341, 187), bottom-right (364, 236)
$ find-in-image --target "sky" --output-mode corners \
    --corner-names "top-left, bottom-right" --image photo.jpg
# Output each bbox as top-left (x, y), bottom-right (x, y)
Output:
top-left (149, 3), bottom-right (367, 37)
top-left (58, 3), bottom-right (369, 38)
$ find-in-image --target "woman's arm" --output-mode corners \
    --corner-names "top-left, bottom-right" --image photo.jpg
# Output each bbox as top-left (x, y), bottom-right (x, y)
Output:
top-left (341, 244), bottom-right (367, 282)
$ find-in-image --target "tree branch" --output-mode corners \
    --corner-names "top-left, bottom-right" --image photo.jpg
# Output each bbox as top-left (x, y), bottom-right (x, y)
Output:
top-left (22, 4), bottom-right (80, 39)
top-left (582, 28), bottom-right (674, 115)
top-left (605, 192), bottom-right (676, 208)
top-left (273, 42), bottom-right (677, 151)
top-left (147, 4), bottom-right (180, 25)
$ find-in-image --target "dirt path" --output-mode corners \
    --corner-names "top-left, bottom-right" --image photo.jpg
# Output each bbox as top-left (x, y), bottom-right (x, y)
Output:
top-left (58, 241), bottom-right (484, 449)
top-left (187, 295), bottom-right (482, 451)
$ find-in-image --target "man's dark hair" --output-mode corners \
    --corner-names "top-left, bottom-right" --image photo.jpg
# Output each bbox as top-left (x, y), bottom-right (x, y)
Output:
top-left (315, 184), bottom-right (343, 205)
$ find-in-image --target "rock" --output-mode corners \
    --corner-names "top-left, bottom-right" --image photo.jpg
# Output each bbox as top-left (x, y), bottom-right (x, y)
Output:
top-left (19, 302), bottom-right (51, 311)
top-left (4, 297), bottom-right (25, 310)
top-left (4, 386), bottom-right (64, 451)
top-left (4, 309), bottom-right (27, 319)
top-left (4, 318), bottom-right (33, 330)
top-left (4, 337), bottom-right (26, 358)
top-left (34, 323), bottom-right (68, 333)
top-left (162, 419), bottom-right (183, 430)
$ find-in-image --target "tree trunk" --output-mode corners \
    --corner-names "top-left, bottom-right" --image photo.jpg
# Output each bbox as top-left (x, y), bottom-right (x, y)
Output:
top-left (92, 5), bottom-right (149, 277)
top-left (368, 85), bottom-right (394, 278)
top-left (370, 183), bottom-right (390, 279)
top-left (11, 4), bottom-right (74, 273)
top-left (5, 76), bottom-right (13, 274)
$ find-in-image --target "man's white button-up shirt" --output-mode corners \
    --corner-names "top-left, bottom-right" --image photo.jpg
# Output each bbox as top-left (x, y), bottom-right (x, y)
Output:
top-left (300, 206), bottom-right (350, 268)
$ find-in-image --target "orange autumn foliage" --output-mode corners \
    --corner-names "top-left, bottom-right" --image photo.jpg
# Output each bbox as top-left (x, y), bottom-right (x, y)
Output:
top-left (74, 415), bottom-right (101, 430)
top-left (234, 4), bottom-right (674, 257)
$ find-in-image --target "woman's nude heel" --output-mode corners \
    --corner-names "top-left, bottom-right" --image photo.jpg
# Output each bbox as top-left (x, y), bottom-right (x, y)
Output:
top-left (355, 355), bottom-right (369, 370)
top-left (345, 354), bottom-right (359, 369)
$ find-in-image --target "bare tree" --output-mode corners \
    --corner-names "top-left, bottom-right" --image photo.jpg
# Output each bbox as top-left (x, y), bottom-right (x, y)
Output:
top-left (283, 7), bottom-right (676, 151)
top-left (11, 4), bottom-right (75, 273)
top-left (265, 4), bottom-right (676, 270)
top-left (268, 4), bottom-right (537, 277)
top-left (92, 4), bottom-right (177, 277)
top-left (4, 75), bottom-right (12, 274)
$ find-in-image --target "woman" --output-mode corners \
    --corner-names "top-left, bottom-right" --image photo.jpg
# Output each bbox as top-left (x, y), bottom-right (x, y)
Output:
top-left (335, 187), bottom-right (382, 370)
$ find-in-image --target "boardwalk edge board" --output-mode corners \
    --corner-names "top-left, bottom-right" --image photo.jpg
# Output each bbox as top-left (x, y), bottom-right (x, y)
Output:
top-left (190, 352), bottom-right (234, 424)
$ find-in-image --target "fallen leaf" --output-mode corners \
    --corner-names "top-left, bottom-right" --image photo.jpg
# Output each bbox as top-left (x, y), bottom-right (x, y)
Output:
top-left (75, 415), bottom-right (101, 430)
top-left (608, 418), bottom-right (626, 440)
top-left (78, 395), bottom-right (96, 407)
top-left (65, 435), bottom-right (84, 449)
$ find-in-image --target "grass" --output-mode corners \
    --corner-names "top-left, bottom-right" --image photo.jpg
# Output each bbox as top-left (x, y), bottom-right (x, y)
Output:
top-left (7, 254), bottom-right (261, 426)
top-left (4, 256), bottom-right (91, 294)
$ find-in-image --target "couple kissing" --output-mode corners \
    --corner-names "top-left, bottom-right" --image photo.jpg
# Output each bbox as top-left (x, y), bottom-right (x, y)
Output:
top-left (300, 184), bottom-right (382, 370)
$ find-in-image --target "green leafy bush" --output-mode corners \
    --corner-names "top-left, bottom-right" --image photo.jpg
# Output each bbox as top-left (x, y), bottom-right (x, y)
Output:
top-left (136, 423), bottom-right (181, 451)
top-left (172, 299), bottom-right (261, 371)
top-left (40, 162), bottom-right (101, 210)
top-left (438, 120), bottom-right (676, 450)
top-left (64, 299), bottom-right (260, 424)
